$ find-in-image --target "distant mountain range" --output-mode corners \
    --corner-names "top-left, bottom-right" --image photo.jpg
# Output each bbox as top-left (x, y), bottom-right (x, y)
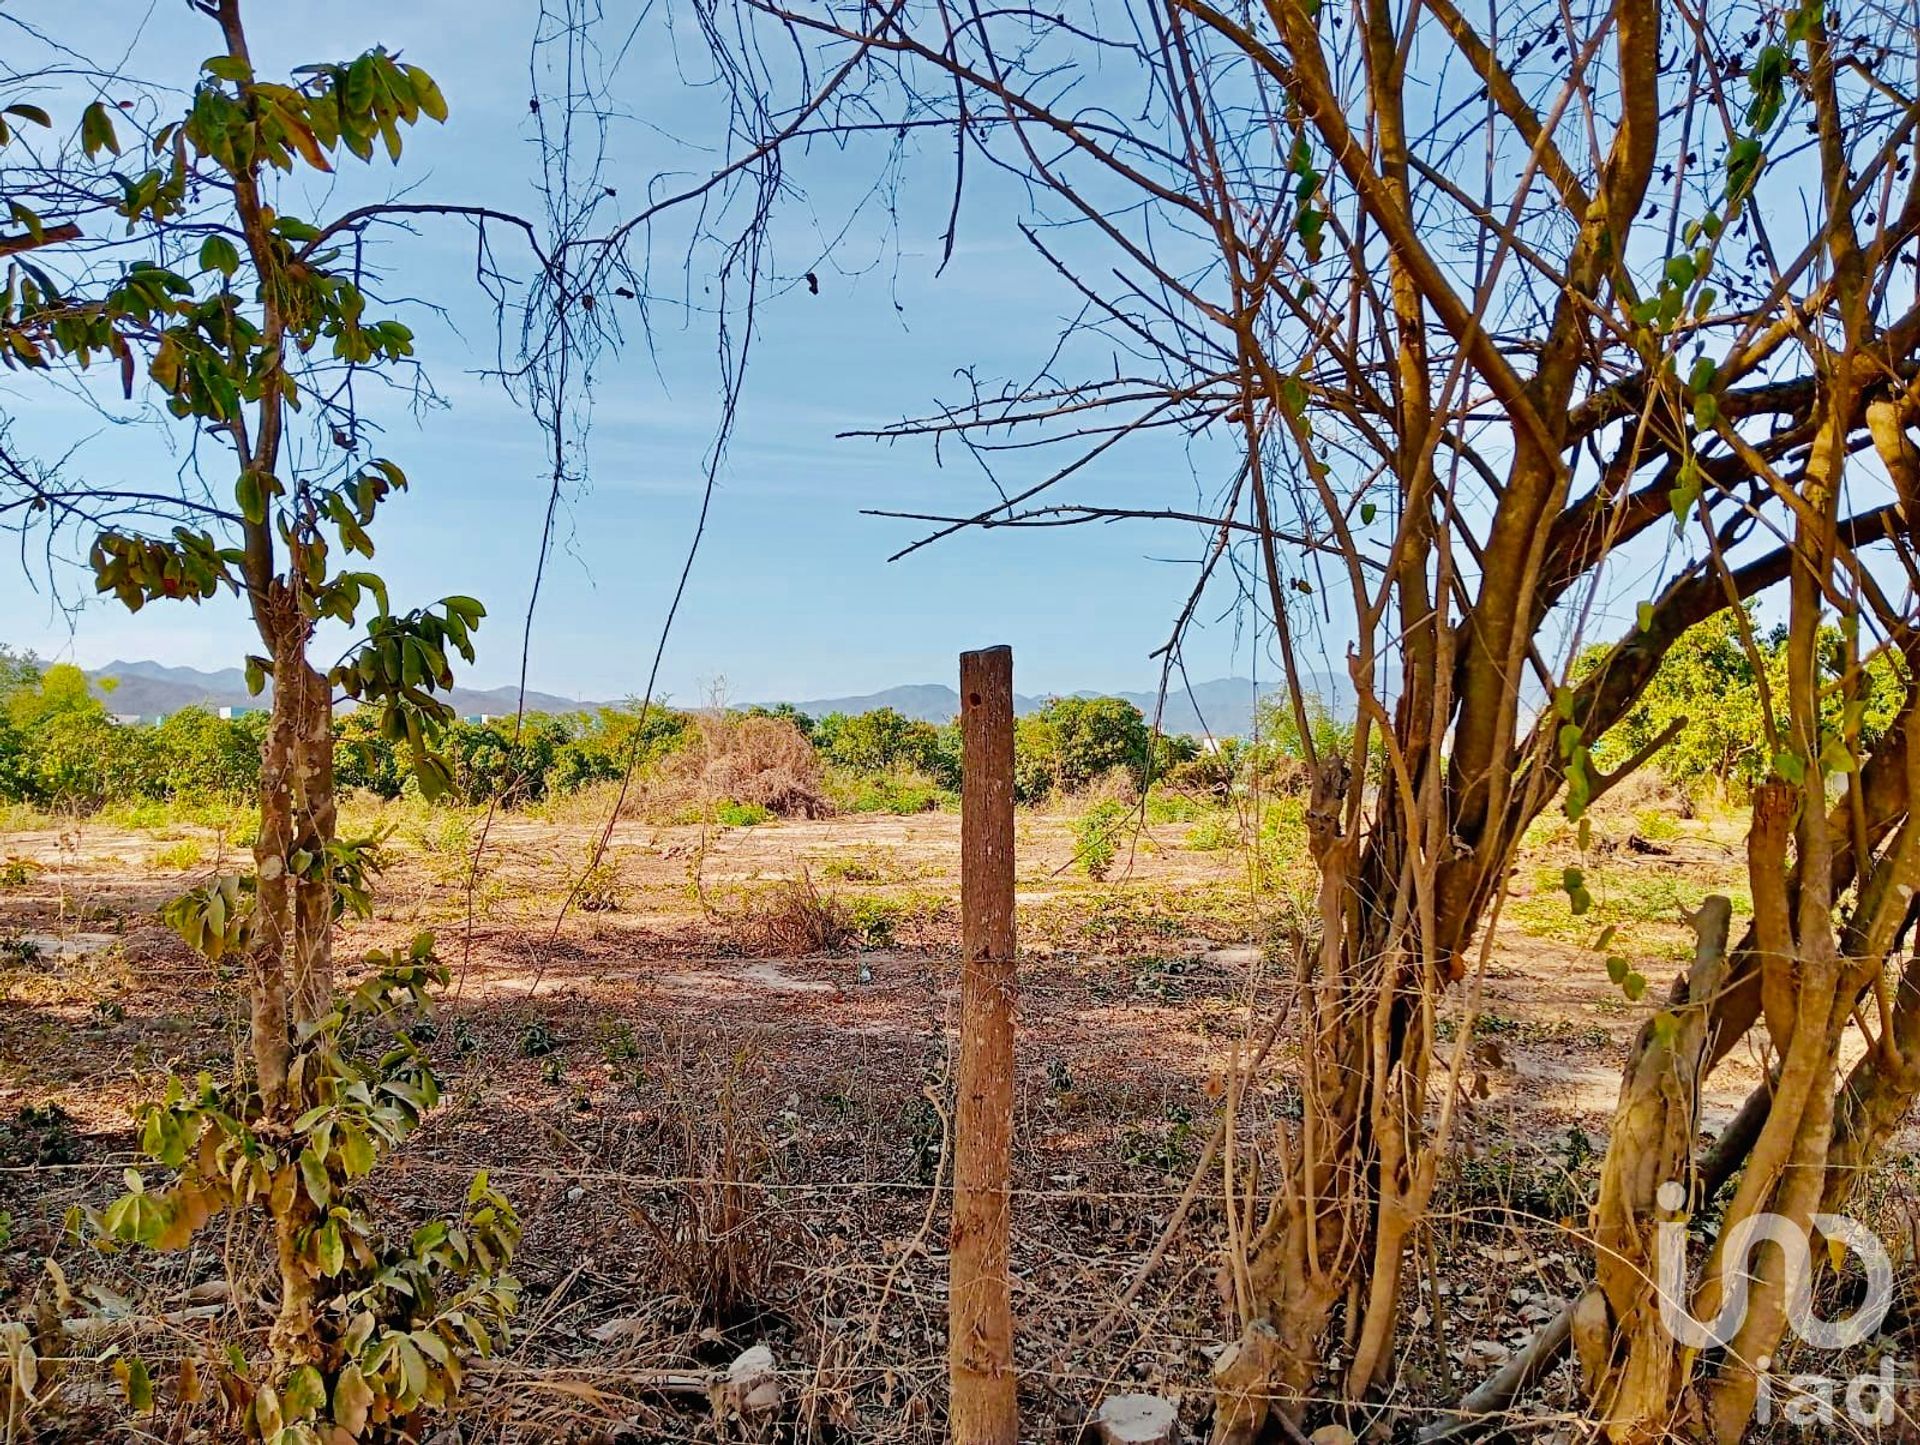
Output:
top-left (86, 660), bottom-right (588, 720)
top-left (83, 659), bottom-right (1334, 738)
top-left (763, 676), bottom-right (1279, 738)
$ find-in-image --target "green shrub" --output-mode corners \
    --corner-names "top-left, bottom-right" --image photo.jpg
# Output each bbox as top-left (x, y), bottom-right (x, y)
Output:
top-left (826, 766), bottom-right (949, 815)
top-left (1185, 812), bottom-right (1241, 852)
top-left (1015, 695), bottom-right (1152, 802)
top-left (1075, 799), bottom-right (1132, 879)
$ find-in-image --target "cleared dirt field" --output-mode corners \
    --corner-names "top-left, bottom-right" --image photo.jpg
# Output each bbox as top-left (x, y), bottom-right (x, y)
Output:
top-left (0, 798), bottom-right (1849, 1441)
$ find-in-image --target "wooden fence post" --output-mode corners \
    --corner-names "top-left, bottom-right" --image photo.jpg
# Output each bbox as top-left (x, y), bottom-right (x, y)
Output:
top-left (950, 644), bottom-right (1018, 1444)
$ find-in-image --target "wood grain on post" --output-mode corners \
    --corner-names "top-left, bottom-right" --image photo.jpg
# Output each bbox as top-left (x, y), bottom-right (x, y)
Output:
top-left (950, 645), bottom-right (1018, 1444)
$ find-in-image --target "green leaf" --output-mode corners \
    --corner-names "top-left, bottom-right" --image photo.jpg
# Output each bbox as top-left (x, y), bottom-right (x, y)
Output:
top-left (1636, 601), bottom-right (1656, 633)
top-left (235, 469), bottom-right (266, 525)
top-left (298, 1146), bottom-right (331, 1210)
top-left (80, 101), bottom-right (121, 159)
top-left (339, 1125), bottom-right (376, 1178)
top-left (198, 234), bottom-right (241, 276)
top-left (404, 65), bottom-right (449, 123)
top-left (316, 1217), bottom-right (345, 1277)
top-left (1773, 749), bottom-right (1807, 785)
top-left (202, 55), bottom-right (253, 83)
top-left (114, 1356), bottom-right (154, 1412)
top-left (282, 1364), bottom-right (326, 1421)
top-left (1818, 736), bottom-right (1858, 775)
top-left (1670, 454), bottom-right (1703, 525)
top-left (1360, 501), bottom-right (1377, 526)
top-left (1606, 955), bottom-right (1630, 986)
top-left (1624, 971), bottom-right (1648, 1002)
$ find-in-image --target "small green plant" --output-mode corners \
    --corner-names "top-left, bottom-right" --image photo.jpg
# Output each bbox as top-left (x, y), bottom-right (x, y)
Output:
top-left (0, 935), bottom-right (44, 968)
top-left (827, 769), bottom-right (948, 815)
top-left (1185, 813), bottom-right (1240, 852)
top-left (519, 1020), bottom-right (559, 1057)
top-left (600, 1020), bottom-right (641, 1065)
top-left (575, 852), bottom-right (622, 912)
top-left (1076, 799), bottom-right (1132, 880)
top-left (1444, 1124), bottom-right (1598, 1224)
top-left (1143, 791), bottom-right (1208, 824)
top-left (1133, 954), bottom-right (1199, 1001)
top-left (89, 998), bottom-right (127, 1026)
top-left (0, 857), bottom-right (36, 887)
top-left (539, 1056), bottom-right (565, 1086)
top-left (151, 837), bottom-right (207, 871)
top-left (98, 936), bottom-right (519, 1440)
top-left (1633, 808), bottom-right (1683, 842)
top-left (1120, 1099), bottom-right (1196, 1172)
top-left (713, 798), bottom-right (774, 827)
top-left (452, 1017), bottom-right (479, 1056)
top-left (847, 897), bottom-right (899, 948)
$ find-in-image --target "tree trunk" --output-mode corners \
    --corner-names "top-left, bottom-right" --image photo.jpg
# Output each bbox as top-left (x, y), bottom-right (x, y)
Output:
top-left (1574, 897), bottom-right (1730, 1442)
top-left (287, 655), bottom-right (335, 1024)
top-left (250, 587), bottom-right (337, 1369)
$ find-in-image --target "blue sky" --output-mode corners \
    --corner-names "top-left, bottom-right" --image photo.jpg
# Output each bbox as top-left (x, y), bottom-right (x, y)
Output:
top-left (0, 0), bottom-right (1260, 706)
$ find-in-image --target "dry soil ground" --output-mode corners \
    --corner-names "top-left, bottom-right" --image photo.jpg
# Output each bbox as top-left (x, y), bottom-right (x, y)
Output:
top-left (0, 796), bottom-right (1887, 1442)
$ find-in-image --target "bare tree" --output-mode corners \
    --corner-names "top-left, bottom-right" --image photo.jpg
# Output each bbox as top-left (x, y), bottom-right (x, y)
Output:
top-left (673, 0), bottom-right (1920, 1437)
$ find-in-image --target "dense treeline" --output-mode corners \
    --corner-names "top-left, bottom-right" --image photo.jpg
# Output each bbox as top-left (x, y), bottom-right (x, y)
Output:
top-left (12, 635), bottom-right (1831, 815)
top-left (0, 646), bottom-right (1211, 812)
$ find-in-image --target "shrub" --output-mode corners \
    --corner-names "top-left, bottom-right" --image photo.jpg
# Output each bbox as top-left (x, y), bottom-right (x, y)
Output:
top-left (1014, 695), bottom-right (1152, 801)
top-left (745, 873), bottom-right (854, 954)
top-left (1185, 812), bottom-right (1241, 852)
top-left (95, 936), bottom-right (520, 1443)
top-left (816, 706), bottom-right (948, 775)
top-left (1076, 798), bottom-right (1133, 879)
top-left (826, 766), bottom-right (948, 815)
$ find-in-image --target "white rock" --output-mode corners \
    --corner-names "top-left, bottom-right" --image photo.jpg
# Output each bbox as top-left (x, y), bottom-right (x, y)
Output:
top-left (1092, 1393), bottom-right (1180, 1444)
top-left (727, 1343), bottom-right (782, 1421)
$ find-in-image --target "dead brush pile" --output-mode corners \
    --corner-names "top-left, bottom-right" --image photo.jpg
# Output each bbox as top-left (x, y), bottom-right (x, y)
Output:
top-left (745, 872), bottom-right (855, 954)
top-left (642, 711), bottom-right (831, 820)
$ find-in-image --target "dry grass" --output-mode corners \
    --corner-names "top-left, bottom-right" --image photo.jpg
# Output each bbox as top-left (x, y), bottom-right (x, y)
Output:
top-left (741, 872), bottom-right (855, 955)
top-left (644, 713), bottom-right (830, 821)
top-left (630, 1034), bottom-right (794, 1329)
